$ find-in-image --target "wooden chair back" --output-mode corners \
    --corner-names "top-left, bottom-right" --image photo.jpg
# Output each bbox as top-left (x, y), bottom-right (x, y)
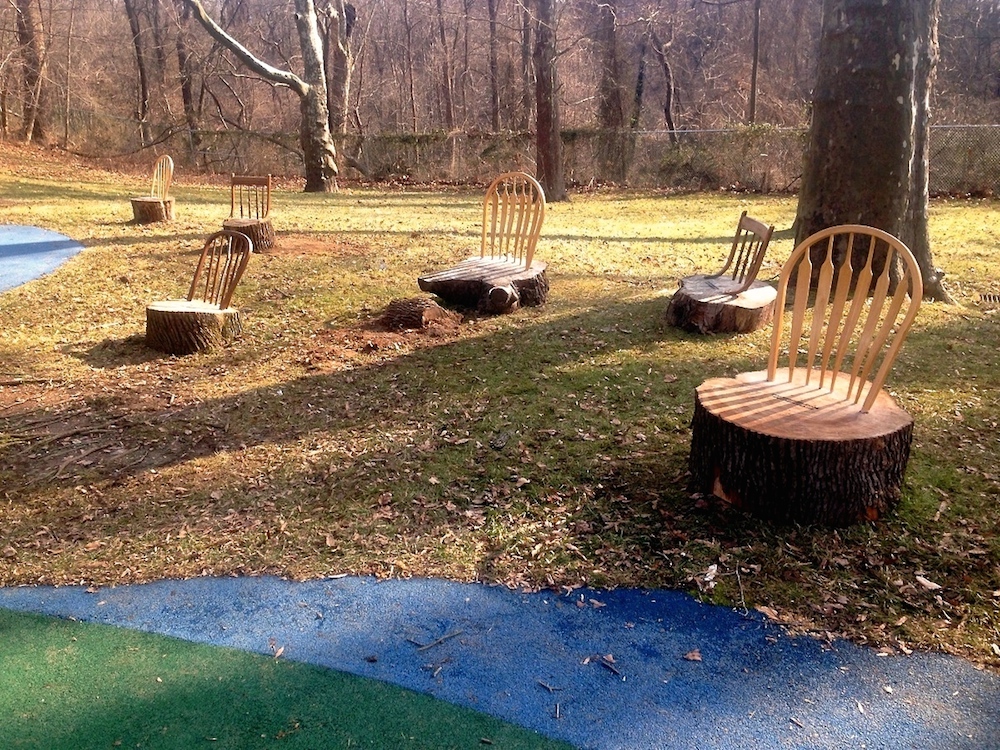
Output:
top-left (151, 155), bottom-right (173, 200)
top-left (187, 230), bottom-right (253, 309)
top-left (229, 174), bottom-right (271, 220)
top-left (481, 172), bottom-right (546, 269)
top-left (766, 225), bottom-right (922, 413)
top-left (707, 210), bottom-right (774, 293)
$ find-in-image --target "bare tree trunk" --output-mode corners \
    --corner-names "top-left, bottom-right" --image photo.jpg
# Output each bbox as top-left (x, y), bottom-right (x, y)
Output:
top-left (124, 0), bottom-right (153, 146)
top-left (184, 0), bottom-right (338, 192)
top-left (487, 0), bottom-right (500, 131)
top-left (594, 0), bottom-right (629, 183)
top-left (174, 0), bottom-right (203, 164)
top-left (533, 0), bottom-right (566, 200)
top-left (63, 0), bottom-right (77, 148)
top-left (902, 0), bottom-right (953, 302)
top-left (795, 0), bottom-right (914, 244)
top-left (650, 27), bottom-right (677, 143)
top-left (434, 0), bottom-right (455, 131)
top-left (520, 3), bottom-right (533, 131)
top-left (321, 0), bottom-right (354, 134)
top-left (402, 0), bottom-right (418, 131)
top-left (747, 0), bottom-right (761, 124)
top-left (15, 0), bottom-right (47, 143)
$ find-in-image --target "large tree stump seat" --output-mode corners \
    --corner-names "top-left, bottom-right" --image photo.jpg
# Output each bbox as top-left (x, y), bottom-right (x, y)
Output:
top-left (689, 368), bottom-right (913, 526)
top-left (223, 217), bottom-right (275, 252)
top-left (667, 211), bottom-right (776, 334)
top-left (131, 196), bottom-right (175, 224)
top-left (418, 256), bottom-right (549, 313)
top-left (665, 274), bottom-right (777, 334)
top-left (687, 225), bottom-right (924, 527)
top-left (146, 299), bottom-right (243, 355)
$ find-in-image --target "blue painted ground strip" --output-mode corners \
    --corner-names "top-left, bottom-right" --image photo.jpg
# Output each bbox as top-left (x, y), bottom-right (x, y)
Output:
top-left (0, 224), bottom-right (84, 292)
top-left (2, 227), bottom-right (999, 748)
top-left (1, 577), bottom-right (998, 749)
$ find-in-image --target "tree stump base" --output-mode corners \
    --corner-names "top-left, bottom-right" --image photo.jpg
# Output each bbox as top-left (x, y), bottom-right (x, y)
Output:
top-left (417, 258), bottom-right (549, 314)
top-left (689, 369), bottom-right (914, 526)
top-left (131, 196), bottom-right (175, 224)
top-left (223, 218), bottom-right (275, 252)
top-left (378, 297), bottom-right (463, 330)
top-left (146, 299), bottom-right (243, 355)
top-left (666, 275), bottom-right (777, 334)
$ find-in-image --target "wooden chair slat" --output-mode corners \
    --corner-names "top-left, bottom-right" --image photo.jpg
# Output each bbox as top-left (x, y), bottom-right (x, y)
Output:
top-left (151, 155), bottom-right (173, 200)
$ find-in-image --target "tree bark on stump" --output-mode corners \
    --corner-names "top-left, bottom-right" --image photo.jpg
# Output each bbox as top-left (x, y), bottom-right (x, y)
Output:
top-left (131, 196), bottom-right (175, 223)
top-left (223, 218), bottom-right (275, 251)
top-left (146, 299), bottom-right (243, 355)
top-left (666, 275), bottom-right (776, 334)
top-left (689, 369), bottom-right (914, 526)
top-left (417, 258), bottom-right (548, 313)
top-left (379, 297), bottom-right (462, 329)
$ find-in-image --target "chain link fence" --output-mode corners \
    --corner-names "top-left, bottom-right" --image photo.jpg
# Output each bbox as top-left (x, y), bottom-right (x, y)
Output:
top-left (63, 114), bottom-right (1000, 194)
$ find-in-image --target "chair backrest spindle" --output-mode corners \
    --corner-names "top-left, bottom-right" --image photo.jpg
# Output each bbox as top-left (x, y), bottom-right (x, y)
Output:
top-left (187, 230), bottom-right (254, 309)
top-left (229, 174), bottom-right (271, 221)
top-left (480, 172), bottom-right (546, 269)
top-left (151, 155), bottom-right (174, 201)
top-left (708, 210), bottom-right (775, 293)
top-left (767, 225), bottom-right (922, 413)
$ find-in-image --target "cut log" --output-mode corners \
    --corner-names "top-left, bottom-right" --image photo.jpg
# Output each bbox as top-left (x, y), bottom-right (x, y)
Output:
top-left (223, 218), bottom-right (275, 252)
top-left (418, 257), bottom-right (548, 313)
top-left (130, 196), bottom-right (175, 223)
top-left (146, 299), bottom-right (243, 355)
top-left (379, 297), bottom-right (462, 330)
top-left (689, 368), bottom-right (914, 526)
top-left (666, 274), bottom-right (776, 334)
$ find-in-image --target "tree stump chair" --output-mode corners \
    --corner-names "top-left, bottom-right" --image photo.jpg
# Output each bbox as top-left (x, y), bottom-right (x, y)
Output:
top-left (130, 155), bottom-right (174, 223)
top-left (666, 211), bottom-right (776, 333)
top-left (418, 171), bottom-right (548, 314)
top-left (688, 225), bottom-right (923, 526)
top-left (223, 173), bottom-right (275, 251)
top-left (146, 230), bottom-right (254, 355)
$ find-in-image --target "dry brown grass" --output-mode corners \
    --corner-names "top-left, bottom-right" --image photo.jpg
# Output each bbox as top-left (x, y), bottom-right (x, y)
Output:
top-left (1, 142), bottom-right (998, 671)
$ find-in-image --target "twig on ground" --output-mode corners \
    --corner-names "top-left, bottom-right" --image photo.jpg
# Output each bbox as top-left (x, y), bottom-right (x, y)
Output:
top-left (415, 629), bottom-right (463, 651)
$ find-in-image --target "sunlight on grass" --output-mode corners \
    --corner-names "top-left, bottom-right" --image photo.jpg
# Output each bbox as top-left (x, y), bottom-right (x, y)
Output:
top-left (0, 144), bottom-right (998, 671)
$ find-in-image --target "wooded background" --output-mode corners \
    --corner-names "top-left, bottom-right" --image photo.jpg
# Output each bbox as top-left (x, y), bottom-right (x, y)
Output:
top-left (4, 0), bottom-right (1000, 191)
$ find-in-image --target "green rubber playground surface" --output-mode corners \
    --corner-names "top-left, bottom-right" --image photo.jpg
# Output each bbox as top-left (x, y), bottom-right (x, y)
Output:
top-left (0, 608), bottom-right (571, 750)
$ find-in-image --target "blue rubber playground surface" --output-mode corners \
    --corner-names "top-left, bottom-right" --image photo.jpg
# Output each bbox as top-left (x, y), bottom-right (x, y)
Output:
top-left (0, 224), bottom-right (84, 292)
top-left (3, 225), bottom-right (1000, 748)
top-left (1, 576), bottom-right (999, 749)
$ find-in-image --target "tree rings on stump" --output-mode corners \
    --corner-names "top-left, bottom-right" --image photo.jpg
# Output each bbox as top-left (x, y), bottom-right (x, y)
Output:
top-left (688, 369), bottom-right (914, 526)
top-left (223, 218), bottom-right (275, 252)
top-left (417, 257), bottom-right (548, 314)
top-left (146, 299), bottom-right (243, 355)
top-left (666, 275), bottom-right (776, 334)
top-left (131, 196), bottom-right (175, 223)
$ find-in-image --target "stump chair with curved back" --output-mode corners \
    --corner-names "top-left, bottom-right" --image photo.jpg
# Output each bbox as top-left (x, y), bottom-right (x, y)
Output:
top-left (130, 155), bottom-right (174, 223)
top-left (665, 210), bottom-right (777, 334)
top-left (418, 171), bottom-right (548, 314)
top-left (224, 173), bottom-right (275, 251)
top-left (145, 230), bottom-right (254, 355)
top-left (688, 225), bottom-right (923, 526)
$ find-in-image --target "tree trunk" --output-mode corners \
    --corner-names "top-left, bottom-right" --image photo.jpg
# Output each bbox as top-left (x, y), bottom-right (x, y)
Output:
top-left (322, 0), bottom-right (354, 135)
top-left (434, 0), bottom-right (455, 131)
top-left (124, 0), bottom-right (153, 146)
top-left (796, 0), bottom-right (914, 241)
top-left (901, 0), bottom-right (953, 302)
top-left (184, 0), bottom-right (338, 192)
top-left (533, 0), bottom-right (567, 201)
top-left (487, 0), bottom-right (500, 132)
top-left (15, 0), bottom-right (47, 143)
top-left (594, 0), bottom-right (630, 183)
top-left (174, 0), bottom-right (203, 164)
top-left (650, 27), bottom-right (677, 143)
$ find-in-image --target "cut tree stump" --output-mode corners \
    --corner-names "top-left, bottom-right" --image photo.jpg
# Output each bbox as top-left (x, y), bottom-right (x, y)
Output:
top-left (379, 297), bottom-right (462, 330)
top-left (146, 299), bottom-right (243, 355)
top-left (689, 368), bottom-right (914, 526)
top-left (665, 275), bottom-right (777, 334)
top-left (223, 218), bottom-right (275, 252)
top-left (130, 196), bottom-right (175, 224)
top-left (418, 257), bottom-right (549, 314)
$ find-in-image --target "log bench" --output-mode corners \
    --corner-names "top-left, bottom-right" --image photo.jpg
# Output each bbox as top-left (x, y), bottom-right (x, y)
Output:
top-left (687, 225), bottom-right (923, 526)
top-left (418, 172), bottom-right (547, 314)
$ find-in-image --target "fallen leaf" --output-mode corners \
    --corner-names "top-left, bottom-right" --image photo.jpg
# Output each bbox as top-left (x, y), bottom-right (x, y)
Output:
top-left (589, 599), bottom-right (606, 608)
top-left (683, 649), bottom-right (702, 662)
top-left (915, 575), bottom-right (942, 591)
top-left (883, 685), bottom-right (893, 694)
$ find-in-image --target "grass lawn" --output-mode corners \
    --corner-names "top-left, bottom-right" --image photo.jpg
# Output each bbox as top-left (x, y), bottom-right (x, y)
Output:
top-left (0, 142), bottom-right (998, 671)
